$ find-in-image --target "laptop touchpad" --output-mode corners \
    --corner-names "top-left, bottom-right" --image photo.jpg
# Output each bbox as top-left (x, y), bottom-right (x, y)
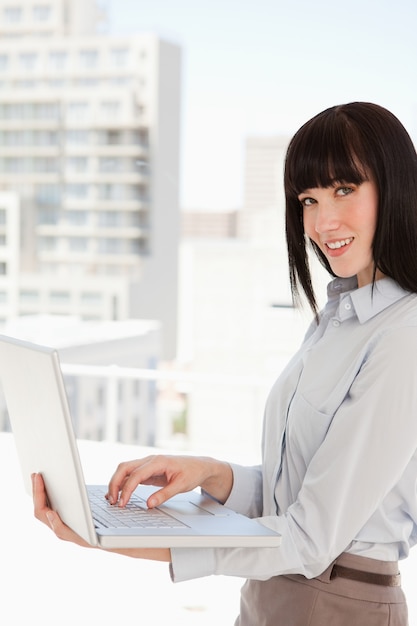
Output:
top-left (163, 501), bottom-right (213, 516)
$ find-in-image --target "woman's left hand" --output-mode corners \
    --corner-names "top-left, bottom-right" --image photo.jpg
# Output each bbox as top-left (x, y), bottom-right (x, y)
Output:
top-left (31, 472), bottom-right (171, 562)
top-left (32, 472), bottom-right (92, 547)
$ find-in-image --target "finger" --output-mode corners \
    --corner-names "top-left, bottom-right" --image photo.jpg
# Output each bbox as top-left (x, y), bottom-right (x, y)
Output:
top-left (32, 474), bottom-right (64, 534)
top-left (32, 472), bottom-right (50, 520)
top-left (106, 457), bottom-right (154, 504)
top-left (126, 464), bottom-right (187, 508)
top-left (146, 482), bottom-right (187, 508)
top-left (106, 459), bottom-right (146, 504)
top-left (117, 459), bottom-right (161, 507)
top-left (117, 456), bottom-right (173, 507)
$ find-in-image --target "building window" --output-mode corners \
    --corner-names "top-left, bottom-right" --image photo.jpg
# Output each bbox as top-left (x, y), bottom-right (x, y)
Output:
top-left (0, 291), bottom-right (7, 303)
top-left (0, 262), bottom-right (6, 275)
top-left (100, 101), bottom-right (120, 119)
top-left (37, 184), bottom-right (61, 205)
top-left (66, 210), bottom-right (88, 226)
top-left (97, 184), bottom-right (125, 201)
top-left (129, 185), bottom-right (145, 201)
top-left (16, 103), bottom-right (35, 119)
top-left (33, 157), bottom-right (58, 173)
top-left (0, 209), bottom-right (6, 225)
top-left (6, 157), bottom-right (30, 172)
top-left (38, 207), bottom-right (59, 225)
top-left (79, 49), bottom-right (98, 69)
top-left (36, 130), bottom-right (59, 146)
top-left (0, 131), bottom-right (7, 147)
top-left (66, 184), bottom-right (89, 199)
top-left (37, 102), bottom-right (60, 120)
top-left (75, 78), bottom-right (98, 88)
top-left (106, 130), bottom-right (121, 145)
top-left (68, 237), bottom-right (88, 252)
top-left (19, 290), bottom-right (39, 303)
top-left (15, 80), bottom-right (36, 89)
top-left (111, 48), bottom-right (129, 67)
top-left (39, 237), bottom-right (56, 251)
top-left (19, 53), bottom-right (38, 71)
top-left (98, 211), bottom-right (121, 227)
top-left (97, 384), bottom-right (105, 407)
top-left (130, 238), bottom-right (147, 254)
top-left (66, 130), bottom-right (89, 145)
top-left (48, 79), bottom-right (65, 88)
top-left (128, 212), bottom-right (142, 228)
top-left (67, 157), bottom-right (88, 172)
top-left (131, 129), bottom-right (149, 146)
top-left (0, 55), bottom-right (8, 71)
top-left (98, 238), bottom-right (123, 254)
top-left (5, 101), bottom-right (35, 118)
top-left (67, 101), bottom-right (89, 120)
top-left (48, 51), bottom-right (67, 71)
top-left (33, 4), bottom-right (51, 21)
top-left (50, 290), bottom-right (70, 304)
top-left (4, 6), bottom-right (22, 22)
top-left (81, 292), bottom-right (102, 305)
top-left (108, 77), bottom-right (131, 87)
top-left (98, 157), bottom-right (120, 172)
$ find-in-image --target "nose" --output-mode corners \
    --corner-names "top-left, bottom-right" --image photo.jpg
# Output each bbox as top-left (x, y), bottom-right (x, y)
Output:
top-left (313, 201), bottom-right (340, 234)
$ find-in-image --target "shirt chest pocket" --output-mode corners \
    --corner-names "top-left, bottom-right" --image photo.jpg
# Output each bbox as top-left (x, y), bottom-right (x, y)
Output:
top-left (286, 393), bottom-right (334, 469)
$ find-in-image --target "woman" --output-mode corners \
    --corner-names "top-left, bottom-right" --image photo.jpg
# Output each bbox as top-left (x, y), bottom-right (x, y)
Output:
top-left (33, 102), bottom-right (417, 625)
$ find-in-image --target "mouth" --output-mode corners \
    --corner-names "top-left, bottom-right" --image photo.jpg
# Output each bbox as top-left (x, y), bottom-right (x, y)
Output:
top-left (325, 237), bottom-right (354, 251)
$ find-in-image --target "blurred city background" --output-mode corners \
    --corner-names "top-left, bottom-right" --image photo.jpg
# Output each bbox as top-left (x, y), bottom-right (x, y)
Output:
top-left (1, 1), bottom-right (417, 624)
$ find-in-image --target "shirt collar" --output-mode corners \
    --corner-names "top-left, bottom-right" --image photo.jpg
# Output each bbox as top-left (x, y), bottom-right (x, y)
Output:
top-left (327, 277), bottom-right (410, 324)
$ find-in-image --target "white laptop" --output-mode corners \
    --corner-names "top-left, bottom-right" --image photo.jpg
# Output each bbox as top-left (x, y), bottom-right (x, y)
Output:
top-left (0, 334), bottom-right (281, 549)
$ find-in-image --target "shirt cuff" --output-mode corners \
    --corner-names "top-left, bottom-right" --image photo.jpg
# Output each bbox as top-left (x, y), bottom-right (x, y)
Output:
top-left (169, 547), bottom-right (216, 582)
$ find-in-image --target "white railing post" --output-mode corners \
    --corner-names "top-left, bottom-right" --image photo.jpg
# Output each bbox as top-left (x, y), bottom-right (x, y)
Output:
top-left (105, 365), bottom-right (118, 443)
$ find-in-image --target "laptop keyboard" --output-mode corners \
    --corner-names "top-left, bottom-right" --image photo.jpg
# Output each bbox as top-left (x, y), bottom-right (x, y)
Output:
top-left (88, 485), bottom-right (187, 529)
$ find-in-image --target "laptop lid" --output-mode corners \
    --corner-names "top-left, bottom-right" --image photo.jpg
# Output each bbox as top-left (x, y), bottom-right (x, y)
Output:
top-left (0, 334), bottom-right (281, 549)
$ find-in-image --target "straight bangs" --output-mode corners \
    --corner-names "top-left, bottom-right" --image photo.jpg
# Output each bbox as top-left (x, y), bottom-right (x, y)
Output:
top-left (284, 109), bottom-right (371, 198)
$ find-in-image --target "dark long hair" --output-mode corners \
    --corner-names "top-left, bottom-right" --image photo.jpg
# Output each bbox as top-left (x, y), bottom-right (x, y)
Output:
top-left (284, 102), bottom-right (417, 316)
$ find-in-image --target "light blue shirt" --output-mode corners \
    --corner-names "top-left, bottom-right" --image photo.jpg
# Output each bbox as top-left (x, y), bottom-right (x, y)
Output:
top-left (171, 277), bottom-right (417, 582)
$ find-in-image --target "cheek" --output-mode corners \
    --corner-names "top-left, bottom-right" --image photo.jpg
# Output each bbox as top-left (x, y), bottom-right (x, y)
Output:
top-left (302, 211), bottom-right (316, 238)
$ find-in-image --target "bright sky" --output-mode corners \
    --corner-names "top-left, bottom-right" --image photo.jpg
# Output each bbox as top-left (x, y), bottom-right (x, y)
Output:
top-left (107, 0), bottom-right (417, 210)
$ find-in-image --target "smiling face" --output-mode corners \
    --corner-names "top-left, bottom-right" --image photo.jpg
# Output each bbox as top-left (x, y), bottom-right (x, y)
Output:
top-left (299, 179), bottom-right (382, 288)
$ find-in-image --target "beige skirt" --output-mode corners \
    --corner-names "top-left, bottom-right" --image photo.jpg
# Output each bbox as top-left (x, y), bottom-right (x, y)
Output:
top-left (235, 553), bottom-right (408, 626)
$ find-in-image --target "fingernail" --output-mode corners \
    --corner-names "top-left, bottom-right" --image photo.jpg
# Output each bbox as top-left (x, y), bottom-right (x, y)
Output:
top-left (148, 497), bottom-right (157, 508)
top-left (46, 511), bottom-right (55, 530)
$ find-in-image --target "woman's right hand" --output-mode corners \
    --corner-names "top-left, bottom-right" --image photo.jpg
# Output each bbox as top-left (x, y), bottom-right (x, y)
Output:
top-left (106, 454), bottom-right (233, 509)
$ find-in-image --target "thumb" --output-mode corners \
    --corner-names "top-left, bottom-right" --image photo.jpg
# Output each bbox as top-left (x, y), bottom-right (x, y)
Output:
top-left (46, 511), bottom-right (57, 531)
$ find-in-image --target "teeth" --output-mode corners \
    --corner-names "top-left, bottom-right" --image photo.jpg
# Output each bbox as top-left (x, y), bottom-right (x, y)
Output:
top-left (326, 238), bottom-right (353, 250)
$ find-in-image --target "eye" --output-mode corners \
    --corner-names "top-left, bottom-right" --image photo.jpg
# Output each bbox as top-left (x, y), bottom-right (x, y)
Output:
top-left (298, 196), bottom-right (316, 207)
top-left (336, 186), bottom-right (354, 196)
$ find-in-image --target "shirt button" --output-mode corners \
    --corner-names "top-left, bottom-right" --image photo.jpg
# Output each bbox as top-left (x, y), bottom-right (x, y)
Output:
top-left (332, 320), bottom-right (340, 327)
top-left (344, 303), bottom-right (352, 310)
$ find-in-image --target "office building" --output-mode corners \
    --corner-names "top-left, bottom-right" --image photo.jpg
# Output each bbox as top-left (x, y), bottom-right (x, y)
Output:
top-left (0, 0), bottom-right (181, 359)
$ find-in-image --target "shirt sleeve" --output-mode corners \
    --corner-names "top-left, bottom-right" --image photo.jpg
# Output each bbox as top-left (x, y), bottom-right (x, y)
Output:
top-left (223, 463), bottom-right (263, 517)
top-left (171, 325), bottom-right (417, 582)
